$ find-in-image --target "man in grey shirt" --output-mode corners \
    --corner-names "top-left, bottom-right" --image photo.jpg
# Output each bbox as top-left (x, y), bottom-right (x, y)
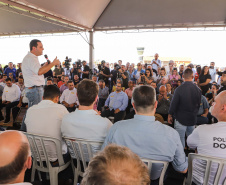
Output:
top-left (97, 79), bottom-right (109, 111)
top-left (102, 85), bottom-right (187, 184)
top-left (156, 85), bottom-right (173, 121)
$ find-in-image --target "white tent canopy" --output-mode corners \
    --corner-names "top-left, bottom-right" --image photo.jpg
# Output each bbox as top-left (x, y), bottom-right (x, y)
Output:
top-left (1, 0), bottom-right (226, 36)
top-left (1, 0), bottom-right (226, 67)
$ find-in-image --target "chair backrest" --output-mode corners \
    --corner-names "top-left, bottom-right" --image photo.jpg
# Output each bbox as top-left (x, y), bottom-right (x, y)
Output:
top-left (141, 158), bottom-right (169, 185)
top-left (185, 153), bottom-right (226, 185)
top-left (25, 132), bottom-right (65, 169)
top-left (63, 137), bottom-right (103, 171)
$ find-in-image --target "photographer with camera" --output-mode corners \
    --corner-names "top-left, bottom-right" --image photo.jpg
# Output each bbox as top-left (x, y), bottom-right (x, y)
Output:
top-left (118, 65), bottom-right (129, 89)
top-left (79, 60), bottom-right (90, 79)
top-left (151, 53), bottom-right (161, 75)
top-left (63, 57), bottom-right (72, 79)
top-left (137, 69), bottom-right (153, 85)
top-left (132, 63), bottom-right (145, 83)
top-left (71, 60), bottom-right (82, 79)
top-left (98, 60), bottom-right (110, 86)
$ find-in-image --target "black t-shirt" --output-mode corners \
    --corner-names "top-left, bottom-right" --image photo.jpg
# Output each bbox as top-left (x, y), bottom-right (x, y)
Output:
top-left (121, 71), bottom-right (129, 89)
top-left (99, 67), bottom-right (110, 84)
top-left (82, 65), bottom-right (90, 79)
top-left (111, 69), bottom-right (118, 85)
top-left (205, 92), bottom-right (213, 101)
top-left (199, 74), bottom-right (211, 95)
top-left (74, 80), bottom-right (80, 86)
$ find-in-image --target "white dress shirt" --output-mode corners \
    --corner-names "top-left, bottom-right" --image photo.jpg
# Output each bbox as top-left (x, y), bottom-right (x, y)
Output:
top-left (151, 59), bottom-right (162, 71)
top-left (0, 82), bottom-right (6, 87)
top-left (60, 88), bottom-right (78, 105)
top-left (21, 89), bottom-right (29, 103)
top-left (2, 84), bottom-right (20, 102)
top-left (25, 100), bottom-right (69, 161)
top-left (22, 52), bottom-right (45, 87)
top-left (209, 68), bottom-right (217, 83)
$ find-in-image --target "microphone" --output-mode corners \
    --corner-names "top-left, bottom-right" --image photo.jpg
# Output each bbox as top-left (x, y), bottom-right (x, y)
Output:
top-left (44, 54), bottom-right (51, 64)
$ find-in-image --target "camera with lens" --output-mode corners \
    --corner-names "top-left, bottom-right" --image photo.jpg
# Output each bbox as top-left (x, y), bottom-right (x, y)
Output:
top-left (98, 60), bottom-right (106, 71)
top-left (115, 64), bottom-right (121, 71)
top-left (64, 56), bottom-right (72, 70)
top-left (76, 59), bottom-right (82, 70)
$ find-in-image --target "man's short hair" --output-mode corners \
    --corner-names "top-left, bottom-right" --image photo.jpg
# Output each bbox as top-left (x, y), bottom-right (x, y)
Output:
top-left (160, 67), bottom-right (165, 71)
top-left (133, 85), bottom-right (156, 113)
top-left (5, 78), bottom-right (12, 82)
top-left (77, 79), bottom-right (98, 106)
top-left (0, 143), bottom-right (29, 184)
top-left (47, 77), bottom-right (53, 81)
top-left (29, 39), bottom-right (41, 51)
top-left (67, 80), bottom-right (73, 84)
top-left (99, 79), bottom-right (104, 83)
top-left (18, 76), bottom-right (24, 80)
top-left (81, 144), bottom-right (150, 185)
top-left (43, 85), bottom-right (60, 100)
top-left (183, 68), bottom-right (193, 79)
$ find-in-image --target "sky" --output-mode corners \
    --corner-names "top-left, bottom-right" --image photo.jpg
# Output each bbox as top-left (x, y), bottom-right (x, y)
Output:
top-left (0, 30), bottom-right (226, 67)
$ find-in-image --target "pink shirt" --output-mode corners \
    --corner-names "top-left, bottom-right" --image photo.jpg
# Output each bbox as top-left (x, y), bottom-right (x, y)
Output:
top-left (125, 87), bottom-right (134, 99)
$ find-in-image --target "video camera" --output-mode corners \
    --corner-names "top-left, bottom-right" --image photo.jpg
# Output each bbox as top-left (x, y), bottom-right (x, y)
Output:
top-left (75, 59), bottom-right (82, 70)
top-left (98, 60), bottom-right (106, 71)
top-left (64, 56), bottom-right (72, 70)
top-left (114, 64), bottom-right (121, 71)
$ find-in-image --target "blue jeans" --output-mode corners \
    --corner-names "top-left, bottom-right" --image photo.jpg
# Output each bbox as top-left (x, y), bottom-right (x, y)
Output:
top-left (174, 120), bottom-right (195, 148)
top-left (25, 86), bottom-right (44, 108)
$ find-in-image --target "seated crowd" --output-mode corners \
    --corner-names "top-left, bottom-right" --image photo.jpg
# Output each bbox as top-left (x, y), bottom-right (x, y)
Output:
top-left (0, 54), bottom-right (226, 185)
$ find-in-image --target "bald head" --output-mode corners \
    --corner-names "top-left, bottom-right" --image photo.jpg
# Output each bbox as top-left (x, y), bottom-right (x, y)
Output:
top-left (211, 91), bottom-right (226, 122)
top-left (159, 85), bottom-right (166, 91)
top-left (0, 131), bottom-right (31, 184)
top-left (218, 91), bottom-right (226, 106)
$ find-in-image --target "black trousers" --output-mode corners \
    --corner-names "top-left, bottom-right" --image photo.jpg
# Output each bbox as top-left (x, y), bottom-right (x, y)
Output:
top-left (12, 103), bottom-right (28, 122)
top-left (66, 107), bottom-right (76, 113)
top-left (126, 99), bottom-right (133, 115)
top-left (101, 109), bottom-right (125, 123)
top-left (0, 101), bottom-right (19, 121)
top-left (97, 98), bottom-right (106, 111)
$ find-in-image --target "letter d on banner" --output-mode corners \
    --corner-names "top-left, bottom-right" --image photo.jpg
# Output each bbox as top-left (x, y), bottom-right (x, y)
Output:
top-left (213, 143), bottom-right (219, 148)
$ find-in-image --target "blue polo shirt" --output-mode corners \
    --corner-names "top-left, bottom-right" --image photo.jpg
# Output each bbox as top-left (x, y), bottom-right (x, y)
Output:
top-left (105, 91), bottom-right (128, 111)
top-left (102, 115), bottom-right (188, 179)
top-left (4, 67), bottom-right (16, 79)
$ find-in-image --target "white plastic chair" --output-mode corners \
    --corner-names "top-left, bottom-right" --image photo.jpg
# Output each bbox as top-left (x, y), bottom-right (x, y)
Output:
top-left (25, 133), bottom-right (71, 185)
top-left (184, 153), bottom-right (226, 185)
top-left (63, 137), bottom-right (103, 185)
top-left (141, 158), bottom-right (169, 185)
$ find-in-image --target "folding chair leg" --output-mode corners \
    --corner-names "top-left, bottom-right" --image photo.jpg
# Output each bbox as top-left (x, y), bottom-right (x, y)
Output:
top-left (31, 166), bottom-right (36, 182)
top-left (73, 170), bottom-right (79, 185)
top-left (38, 171), bottom-right (42, 181)
top-left (49, 168), bottom-right (59, 185)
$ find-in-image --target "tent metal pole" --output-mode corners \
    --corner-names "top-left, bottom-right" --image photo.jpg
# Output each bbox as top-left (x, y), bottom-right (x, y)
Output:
top-left (89, 31), bottom-right (94, 69)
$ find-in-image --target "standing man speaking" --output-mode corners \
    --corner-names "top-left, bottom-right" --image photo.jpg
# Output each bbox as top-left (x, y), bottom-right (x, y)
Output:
top-left (22, 39), bottom-right (60, 107)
